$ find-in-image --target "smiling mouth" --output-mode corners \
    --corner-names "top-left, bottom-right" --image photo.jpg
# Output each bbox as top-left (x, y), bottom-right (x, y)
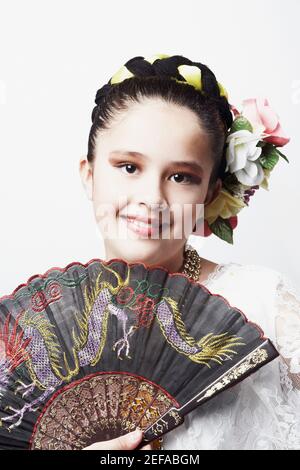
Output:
top-left (126, 216), bottom-right (161, 227)
top-left (120, 216), bottom-right (170, 237)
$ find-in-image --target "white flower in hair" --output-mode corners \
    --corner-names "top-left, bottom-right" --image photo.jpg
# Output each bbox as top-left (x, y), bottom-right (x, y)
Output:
top-left (226, 129), bottom-right (265, 186)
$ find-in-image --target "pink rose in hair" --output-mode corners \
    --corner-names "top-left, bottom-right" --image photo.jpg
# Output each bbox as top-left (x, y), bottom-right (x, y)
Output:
top-left (242, 98), bottom-right (290, 147)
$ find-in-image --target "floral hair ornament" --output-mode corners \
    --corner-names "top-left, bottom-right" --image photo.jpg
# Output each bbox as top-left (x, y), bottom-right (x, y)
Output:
top-left (109, 54), bottom-right (290, 244)
top-left (201, 97), bottom-right (290, 243)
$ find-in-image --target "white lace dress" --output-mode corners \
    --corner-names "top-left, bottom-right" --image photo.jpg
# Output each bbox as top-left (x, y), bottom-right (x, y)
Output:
top-left (162, 262), bottom-right (300, 450)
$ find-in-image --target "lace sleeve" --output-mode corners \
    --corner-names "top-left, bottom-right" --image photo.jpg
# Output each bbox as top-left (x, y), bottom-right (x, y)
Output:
top-left (275, 271), bottom-right (300, 391)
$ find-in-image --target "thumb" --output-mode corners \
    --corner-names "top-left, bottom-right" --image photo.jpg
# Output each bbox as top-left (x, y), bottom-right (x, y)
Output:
top-left (91, 429), bottom-right (143, 450)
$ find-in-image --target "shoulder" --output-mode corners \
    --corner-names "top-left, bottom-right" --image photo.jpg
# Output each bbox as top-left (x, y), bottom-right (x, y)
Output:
top-left (198, 253), bottom-right (297, 297)
top-left (236, 264), bottom-right (298, 298)
top-left (199, 257), bottom-right (280, 289)
top-left (235, 263), bottom-right (281, 284)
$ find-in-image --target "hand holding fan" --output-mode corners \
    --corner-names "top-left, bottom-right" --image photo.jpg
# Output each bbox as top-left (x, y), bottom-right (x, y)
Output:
top-left (0, 257), bottom-right (278, 449)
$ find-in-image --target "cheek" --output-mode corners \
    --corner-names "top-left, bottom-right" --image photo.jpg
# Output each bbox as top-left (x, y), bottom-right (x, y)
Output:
top-left (189, 181), bottom-right (209, 207)
top-left (170, 182), bottom-right (207, 232)
top-left (92, 162), bottom-right (128, 203)
top-left (91, 170), bottom-right (116, 231)
top-left (92, 176), bottom-right (128, 235)
top-left (171, 202), bottom-right (204, 238)
top-left (169, 175), bottom-right (209, 204)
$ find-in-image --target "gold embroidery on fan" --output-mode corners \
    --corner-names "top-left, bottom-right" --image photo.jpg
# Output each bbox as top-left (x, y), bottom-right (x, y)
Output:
top-left (197, 348), bottom-right (268, 401)
top-left (156, 296), bottom-right (246, 366)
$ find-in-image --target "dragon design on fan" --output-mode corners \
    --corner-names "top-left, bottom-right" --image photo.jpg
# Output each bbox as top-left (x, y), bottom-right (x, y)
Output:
top-left (0, 262), bottom-right (244, 432)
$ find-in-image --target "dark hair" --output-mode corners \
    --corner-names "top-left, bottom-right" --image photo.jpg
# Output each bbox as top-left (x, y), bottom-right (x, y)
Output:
top-left (87, 55), bottom-right (233, 187)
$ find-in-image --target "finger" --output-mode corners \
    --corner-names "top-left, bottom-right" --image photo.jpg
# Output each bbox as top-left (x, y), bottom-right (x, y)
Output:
top-left (84, 429), bottom-right (143, 450)
top-left (139, 443), bottom-right (153, 451)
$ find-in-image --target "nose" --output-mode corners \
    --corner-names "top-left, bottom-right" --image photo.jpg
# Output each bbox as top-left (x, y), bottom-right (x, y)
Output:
top-left (136, 175), bottom-right (168, 215)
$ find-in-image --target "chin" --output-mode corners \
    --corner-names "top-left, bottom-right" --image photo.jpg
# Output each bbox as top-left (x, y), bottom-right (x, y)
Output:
top-left (106, 240), bottom-right (166, 265)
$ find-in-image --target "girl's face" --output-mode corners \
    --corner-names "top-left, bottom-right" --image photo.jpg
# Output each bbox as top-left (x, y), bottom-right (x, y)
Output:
top-left (80, 98), bottom-right (221, 267)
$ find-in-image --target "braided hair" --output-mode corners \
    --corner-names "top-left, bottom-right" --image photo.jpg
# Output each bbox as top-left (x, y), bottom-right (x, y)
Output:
top-left (87, 54), bottom-right (233, 186)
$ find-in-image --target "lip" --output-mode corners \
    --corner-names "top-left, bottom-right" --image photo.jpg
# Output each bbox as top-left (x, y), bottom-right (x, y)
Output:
top-left (124, 214), bottom-right (161, 227)
top-left (120, 215), bottom-right (162, 237)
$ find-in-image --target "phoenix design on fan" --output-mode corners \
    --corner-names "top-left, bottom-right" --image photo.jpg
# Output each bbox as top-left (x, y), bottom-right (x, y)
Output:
top-left (0, 263), bottom-right (245, 430)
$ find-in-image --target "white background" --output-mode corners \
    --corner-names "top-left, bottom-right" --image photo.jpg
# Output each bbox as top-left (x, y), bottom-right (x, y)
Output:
top-left (0, 0), bottom-right (299, 295)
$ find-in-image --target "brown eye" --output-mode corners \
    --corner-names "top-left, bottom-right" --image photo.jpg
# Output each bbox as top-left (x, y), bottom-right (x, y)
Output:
top-left (170, 173), bottom-right (198, 185)
top-left (119, 163), bottom-right (138, 174)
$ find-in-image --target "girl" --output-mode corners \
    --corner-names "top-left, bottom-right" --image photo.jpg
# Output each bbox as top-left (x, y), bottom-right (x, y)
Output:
top-left (79, 54), bottom-right (300, 450)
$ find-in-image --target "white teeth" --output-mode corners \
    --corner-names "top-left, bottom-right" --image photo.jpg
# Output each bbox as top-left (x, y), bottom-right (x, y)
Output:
top-left (126, 218), bottom-right (158, 229)
top-left (129, 219), bottom-right (153, 229)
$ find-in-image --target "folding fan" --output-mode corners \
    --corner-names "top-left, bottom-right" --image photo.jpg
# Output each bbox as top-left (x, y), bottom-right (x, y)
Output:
top-left (0, 257), bottom-right (278, 450)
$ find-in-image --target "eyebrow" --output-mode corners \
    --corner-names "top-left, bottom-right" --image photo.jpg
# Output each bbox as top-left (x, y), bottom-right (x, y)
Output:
top-left (109, 150), bottom-right (204, 174)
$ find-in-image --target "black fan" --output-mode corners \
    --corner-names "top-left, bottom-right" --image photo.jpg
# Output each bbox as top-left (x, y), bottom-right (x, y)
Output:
top-left (0, 257), bottom-right (278, 449)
